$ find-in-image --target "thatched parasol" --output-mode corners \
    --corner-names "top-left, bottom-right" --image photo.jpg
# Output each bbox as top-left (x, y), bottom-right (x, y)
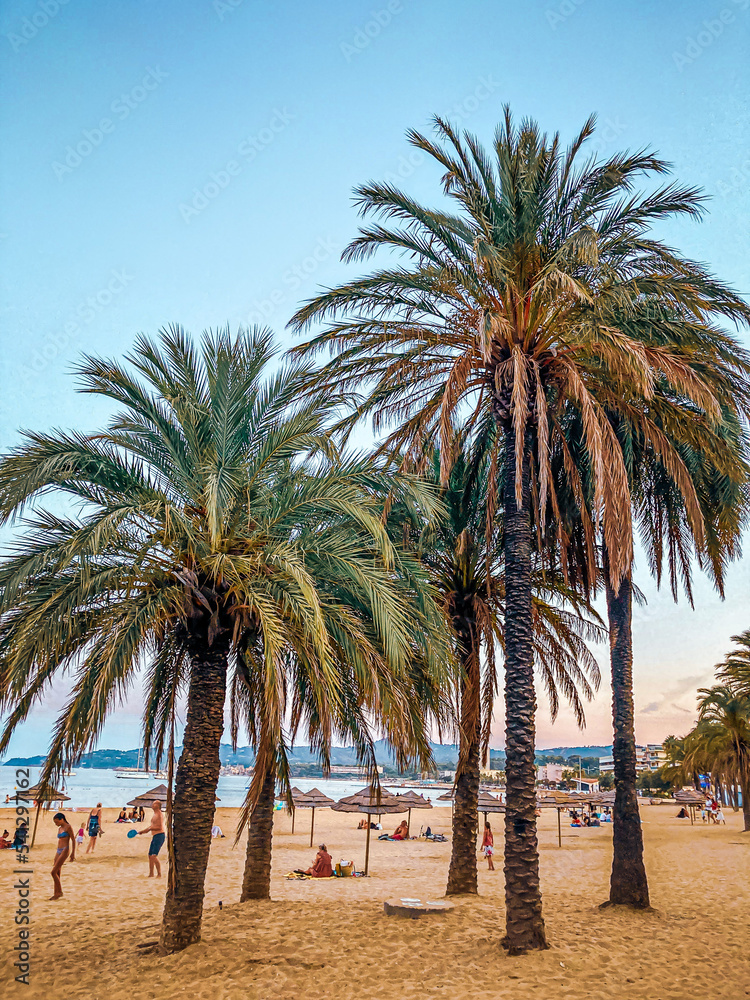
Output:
top-left (332, 786), bottom-right (407, 875)
top-left (537, 790), bottom-right (588, 846)
top-left (23, 784), bottom-right (71, 848)
top-left (126, 783), bottom-right (220, 809)
top-left (587, 790), bottom-right (616, 805)
top-left (26, 783), bottom-right (70, 804)
top-left (395, 790), bottom-right (432, 832)
top-left (477, 790), bottom-right (504, 824)
top-left (674, 787), bottom-right (704, 824)
top-left (288, 787), bottom-right (311, 834)
top-left (127, 783), bottom-right (170, 808)
top-left (291, 787), bottom-right (336, 846)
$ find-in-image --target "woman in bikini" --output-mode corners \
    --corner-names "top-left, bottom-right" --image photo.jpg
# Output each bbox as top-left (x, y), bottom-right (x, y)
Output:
top-left (51, 812), bottom-right (75, 899)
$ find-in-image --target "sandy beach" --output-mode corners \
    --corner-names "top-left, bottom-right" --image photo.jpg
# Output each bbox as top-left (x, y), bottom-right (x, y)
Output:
top-left (1, 803), bottom-right (748, 1000)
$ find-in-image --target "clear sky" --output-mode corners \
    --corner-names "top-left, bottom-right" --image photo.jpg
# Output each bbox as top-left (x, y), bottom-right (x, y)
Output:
top-left (1, 0), bottom-right (749, 757)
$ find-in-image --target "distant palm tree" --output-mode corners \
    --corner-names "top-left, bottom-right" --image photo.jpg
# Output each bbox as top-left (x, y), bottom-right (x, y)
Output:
top-left (290, 111), bottom-right (749, 951)
top-left (402, 438), bottom-right (603, 897)
top-left (0, 326), bottom-right (451, 951)
top-left (717, 630), bottom-right (750, 697)
top-left (685, 685), bottom-right (750, 831)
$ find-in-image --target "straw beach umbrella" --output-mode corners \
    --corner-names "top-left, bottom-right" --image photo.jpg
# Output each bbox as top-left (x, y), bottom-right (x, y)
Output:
top-left (24, 784), bottom-right (70, 848)
top-left (289, 787), bottom-right (310, 834)
top-left (674, 788), bottom-right (704, 824)
top-left (395, 790), bottom-right (432, 834)
top-left (536, 790), bottom-right (588, 847)
top-left (293, 787), bottom-right (336, 846)
top-left (127, 783), bottom-right (170, 809)
top-left (332, 786), bottom-right (407, 875)
top-left (477, 790), bottom-right (504, 825)
top-left (127, 784), bottom-right (220, 810)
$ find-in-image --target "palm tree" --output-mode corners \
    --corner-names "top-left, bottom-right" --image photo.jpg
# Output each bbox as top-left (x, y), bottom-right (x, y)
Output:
top-left (290, 111), bottom-right (749, 951)
top-left (395, 437), bottom-right (603, 896)
top-left (0, 326), bottom-right (451, 952)
top-left (717, 630), bottom-right (750, 696)
top-left (580, 306), bottom-right (750, 908)
top-left (685, 685), bottom-right (750, 831)
top-left (234, 501), bottom-right (452, 902)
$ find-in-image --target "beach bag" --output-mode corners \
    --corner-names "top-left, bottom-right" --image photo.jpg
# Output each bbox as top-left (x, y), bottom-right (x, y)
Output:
top-left (335, 860), bottom-right (354, 877)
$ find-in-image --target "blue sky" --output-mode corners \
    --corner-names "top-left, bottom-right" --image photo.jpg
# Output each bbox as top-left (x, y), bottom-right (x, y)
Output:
top-left (1, 0), bottom-right (749, 756)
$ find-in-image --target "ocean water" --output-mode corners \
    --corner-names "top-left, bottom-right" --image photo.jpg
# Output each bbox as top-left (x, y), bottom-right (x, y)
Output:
top-left (1, 766), bottom-right (447, 812)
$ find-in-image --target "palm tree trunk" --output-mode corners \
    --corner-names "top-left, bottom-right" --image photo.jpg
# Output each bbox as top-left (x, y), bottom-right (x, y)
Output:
top-left (740, 767), bottom-right (750, 832)
top-left (603, 565), bottom-right (650, 908)
top-left (240, 760), bottom-right (276, 901)
top-left (160, 638), bottom-right (228, 953)
top-left (446, 630), bottom-right (481, 896)
top-left (501, 430), bottom-right (548, 954)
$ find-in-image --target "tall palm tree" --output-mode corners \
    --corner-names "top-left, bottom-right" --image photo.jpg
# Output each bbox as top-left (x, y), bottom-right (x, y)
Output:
top-left (578, 307), bottom-right (750, 908)
top-left (0, 326), bottom-right (451, 952)
top-left (290, 112), bottom-right (749, 951)
top-left (404, 439), bottom-right (603, 897)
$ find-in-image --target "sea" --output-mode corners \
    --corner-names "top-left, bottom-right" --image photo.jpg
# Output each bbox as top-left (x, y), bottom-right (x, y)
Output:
top-left (1, 766), bottom-right (447, 811)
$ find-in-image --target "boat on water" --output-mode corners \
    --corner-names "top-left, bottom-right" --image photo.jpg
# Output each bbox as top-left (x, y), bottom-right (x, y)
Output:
top-left (114, 750), bottom-right (168, 780)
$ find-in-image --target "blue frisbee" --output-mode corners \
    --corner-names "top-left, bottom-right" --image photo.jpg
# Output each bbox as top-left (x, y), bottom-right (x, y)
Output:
top-left (127, 828), bottom-right (138, 838)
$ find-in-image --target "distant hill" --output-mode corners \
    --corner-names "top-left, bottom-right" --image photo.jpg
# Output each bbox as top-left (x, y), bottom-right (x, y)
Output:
top-left (537, 746), bottom-right (611, 760)
top-left (3, 741), bottom-right (610, 769)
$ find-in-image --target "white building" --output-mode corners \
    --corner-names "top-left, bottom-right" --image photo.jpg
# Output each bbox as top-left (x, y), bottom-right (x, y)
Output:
top-left (599, 744), bottom-right (667, 775)
top-left (537, 763), bottom-right (564, 783)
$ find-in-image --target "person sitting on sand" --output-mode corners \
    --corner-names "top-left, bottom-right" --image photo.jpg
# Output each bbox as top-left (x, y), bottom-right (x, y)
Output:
top-left (676, 807), bottom-right (689, 818)
top-left (12, 821), bottom-right (28, 850)
top-left (304, 844), bottom-right (333, 877)
top-left (211, 824), bottom-right (225, 838)
top-left (50, 812), bottom-right (76, 900)
top-left (0, 829), bottom-right (10, 849)
top-left (392, 820), bottom-right (409, 841)
top-left (357, 818), bottom-right (368, 830)
top-left (116, 809), bottom-right (128, 823)
top-left (137, 800), bottom-right (166, 877)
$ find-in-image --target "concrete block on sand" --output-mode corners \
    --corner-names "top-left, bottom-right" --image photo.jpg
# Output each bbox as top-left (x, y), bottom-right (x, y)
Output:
top-left (383, 897), bottom-right (455, 919)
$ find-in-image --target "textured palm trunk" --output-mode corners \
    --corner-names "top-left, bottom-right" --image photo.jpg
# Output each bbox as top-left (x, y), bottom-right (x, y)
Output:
top-left (160, 638), bottom-right (228, 953)
top-left (740, 767), bottom-right (750, 832)
top-left (240, 760), bottom-right (276, 900)
top-left (501, 429), bottom-right (548, 954)
top-left (446, 630), bottom-right (481, 896)
top-left (604, 568), bottom-right (650, 908)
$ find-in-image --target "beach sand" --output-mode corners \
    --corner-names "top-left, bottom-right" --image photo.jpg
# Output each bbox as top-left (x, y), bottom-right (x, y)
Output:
top-left (1, 802), bottom-right (748, 999)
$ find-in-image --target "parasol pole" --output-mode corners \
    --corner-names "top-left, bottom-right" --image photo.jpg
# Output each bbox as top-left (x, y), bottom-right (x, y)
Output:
top-left (364, 812), bottom-right (372, 876)
top-left (30, 800), bottom-right (43, 850)
top-left (310, 806), bottom-right (315, 848)
top-left (557, 808), bottom-right (562, 847)
top-left (407, 807), bottom-right (412, 833)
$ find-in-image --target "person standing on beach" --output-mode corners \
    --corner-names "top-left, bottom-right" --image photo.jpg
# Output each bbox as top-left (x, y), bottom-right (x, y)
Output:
top-left (50, 812), bottom-right (76, 900)
top-left (481, 820), bottom-right (495, 871)
top-left (137, 800), bottom-right (166, 877)
top-left (86, 802), bottom-right (103, 854)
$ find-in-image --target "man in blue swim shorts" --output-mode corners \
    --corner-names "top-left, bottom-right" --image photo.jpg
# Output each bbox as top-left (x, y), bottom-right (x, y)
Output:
top-left (138, 799), bottom-right (166, 877)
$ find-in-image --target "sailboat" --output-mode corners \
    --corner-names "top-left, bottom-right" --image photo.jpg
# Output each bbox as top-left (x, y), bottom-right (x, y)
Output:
top-left (114, 749), bottom-right (167, 780)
